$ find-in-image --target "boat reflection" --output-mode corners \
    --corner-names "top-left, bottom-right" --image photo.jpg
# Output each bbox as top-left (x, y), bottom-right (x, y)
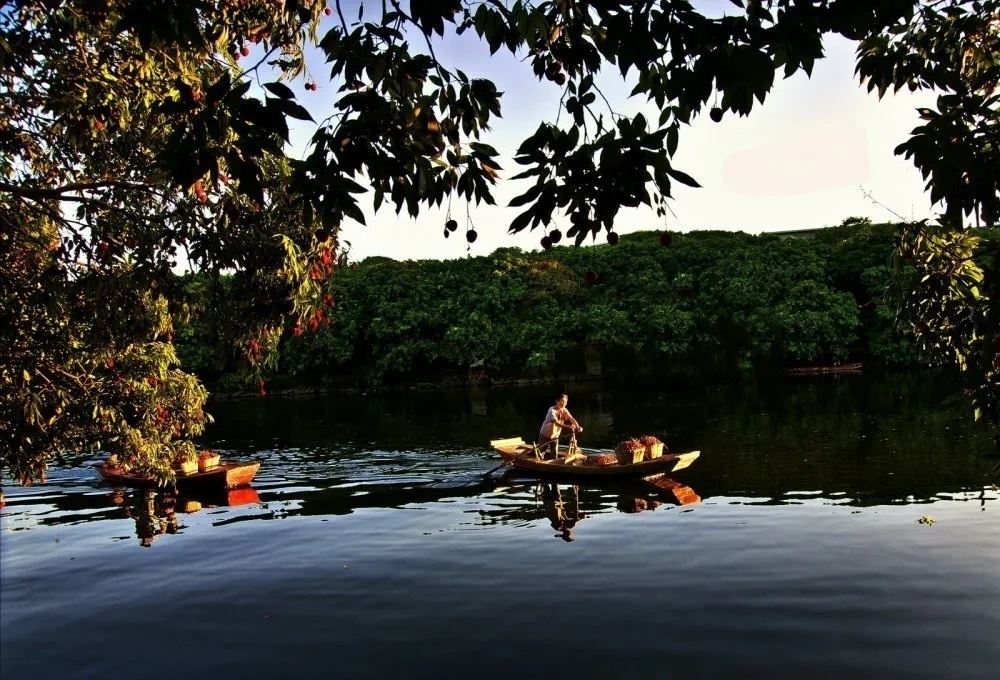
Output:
top-left (522, 475), bottom-right (701, 542)
top-left (643, 475), bottom-right (702, 506)
top-left (110, 486), bottom-right (261, 548)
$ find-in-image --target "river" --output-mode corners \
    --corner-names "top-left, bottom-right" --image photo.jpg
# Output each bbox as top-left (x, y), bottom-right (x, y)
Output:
top-left (2, 371), bottom-right (998, 679)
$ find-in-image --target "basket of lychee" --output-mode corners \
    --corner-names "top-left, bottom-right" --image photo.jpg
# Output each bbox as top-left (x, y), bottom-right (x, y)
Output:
top-left (614, 438), bottom-right (646, 465)
top-left (639, 435), bottom-right (666, 460)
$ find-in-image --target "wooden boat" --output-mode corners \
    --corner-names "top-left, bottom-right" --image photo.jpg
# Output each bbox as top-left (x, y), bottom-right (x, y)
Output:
top-left (785, 362), bottom-right (862, 376)
top-left (97, 460), bottom-right (260, 490)
top-left (490, 437), bottom-right (699, 478)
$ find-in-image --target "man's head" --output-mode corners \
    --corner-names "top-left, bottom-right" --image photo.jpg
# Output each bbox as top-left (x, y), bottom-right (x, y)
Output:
top-left (555, 393), bottom-right (568, 408)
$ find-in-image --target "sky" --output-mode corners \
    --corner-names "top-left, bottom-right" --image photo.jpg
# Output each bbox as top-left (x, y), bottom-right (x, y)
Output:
top-left (279, 2), bottom-right (939, 263)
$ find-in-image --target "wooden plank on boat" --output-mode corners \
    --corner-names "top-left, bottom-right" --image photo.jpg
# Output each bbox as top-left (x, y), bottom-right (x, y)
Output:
top-left (490, 436), bottom-right (527, 448)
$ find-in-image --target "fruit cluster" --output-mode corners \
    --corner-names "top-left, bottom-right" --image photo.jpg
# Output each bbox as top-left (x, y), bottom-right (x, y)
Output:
top-left (442, 219), bottom-right (478, 243)
top-left (545, 60), bottom-right (567, 86)
top-left (638, 435), bottom-right (662, 447)
top-left (540, 228), bottom-right (562, 250)
top-left (614, 438), bottom-right (645, 455)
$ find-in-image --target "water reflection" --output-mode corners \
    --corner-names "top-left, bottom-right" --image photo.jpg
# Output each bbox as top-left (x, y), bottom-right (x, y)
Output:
top-left (0, 470), bottom-right (707, 546)
top-left (109, 487), bottom-right (262, 548)
top-left (540, 483), bottom-right (586, 542)
top-left (481, 474), bottom-right (703, 541)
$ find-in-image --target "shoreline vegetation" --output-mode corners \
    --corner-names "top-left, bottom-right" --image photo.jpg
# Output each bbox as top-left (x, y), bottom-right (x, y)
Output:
top-left (179, 219), bottom-right (998, 398)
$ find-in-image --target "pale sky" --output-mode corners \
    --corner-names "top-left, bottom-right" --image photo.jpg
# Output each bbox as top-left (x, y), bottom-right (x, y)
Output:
top-left (279, 3), bottom-right (937, 262)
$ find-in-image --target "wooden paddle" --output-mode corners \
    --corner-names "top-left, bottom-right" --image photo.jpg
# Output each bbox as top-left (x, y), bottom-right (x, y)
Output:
top-left (483, 444), bottom-right (539, 477)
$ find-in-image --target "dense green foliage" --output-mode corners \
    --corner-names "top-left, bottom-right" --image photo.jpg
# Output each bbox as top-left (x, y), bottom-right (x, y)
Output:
top-left (175, 220), bottom-right (992, 388)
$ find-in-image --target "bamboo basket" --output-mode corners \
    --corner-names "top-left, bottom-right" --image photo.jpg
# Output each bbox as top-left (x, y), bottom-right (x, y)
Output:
top-left (197, 450), bottom-right (221, 472)
top-left (614, 440), bottom-right (645, 465)
top-left (645, 442), bottom-right (664, 459)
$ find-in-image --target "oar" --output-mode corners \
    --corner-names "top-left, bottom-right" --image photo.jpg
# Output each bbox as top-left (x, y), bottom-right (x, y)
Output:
top-left (484, 445), bottom-right (538, 477)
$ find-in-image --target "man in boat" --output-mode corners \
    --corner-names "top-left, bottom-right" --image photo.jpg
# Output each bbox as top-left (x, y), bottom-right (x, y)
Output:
top-left (537, 393), bottom-right (583, 459)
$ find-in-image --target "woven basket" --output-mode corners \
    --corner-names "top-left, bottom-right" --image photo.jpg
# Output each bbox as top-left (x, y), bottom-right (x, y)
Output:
top-left (175, 458), bottom-right (197, 475)
top-left (615, 447), bottom-right (644, 465)
top-left (645, 442), bottom-right (664, 459)
top-left (197, 451), bottom-right (221, 472)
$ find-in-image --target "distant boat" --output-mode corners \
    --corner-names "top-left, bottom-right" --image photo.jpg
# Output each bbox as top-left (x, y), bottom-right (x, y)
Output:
top-left (97, 460), bottom-right (260, 490)
top-left (785, 362), bottom-right (862, 376)
top-left (489, 437), bottom-right (699, 478)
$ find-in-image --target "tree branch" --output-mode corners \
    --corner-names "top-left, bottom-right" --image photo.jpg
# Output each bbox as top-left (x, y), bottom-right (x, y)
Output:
top-left (0, 180), bottom-right (156, 199)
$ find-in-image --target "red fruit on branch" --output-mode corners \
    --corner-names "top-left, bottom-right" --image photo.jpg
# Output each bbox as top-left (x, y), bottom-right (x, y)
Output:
top-left (466, 229), bottom-right (477, 243)
top-left (659, 232), bottom-right (672, 247)
top-left (584, 270), bottom-right (598, 285)
top-left (607, 231), bottom-right (620, 246)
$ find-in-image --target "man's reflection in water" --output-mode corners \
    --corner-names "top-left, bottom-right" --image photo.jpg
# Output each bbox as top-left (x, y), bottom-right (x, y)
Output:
top-left (115, 490), bottom-right (178, 547)
top-left (540, 483), bottom-right (586, 542)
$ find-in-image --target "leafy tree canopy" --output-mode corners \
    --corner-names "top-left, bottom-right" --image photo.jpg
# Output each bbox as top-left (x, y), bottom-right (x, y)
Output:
top-left (2, 0), bottom-right (999, 484)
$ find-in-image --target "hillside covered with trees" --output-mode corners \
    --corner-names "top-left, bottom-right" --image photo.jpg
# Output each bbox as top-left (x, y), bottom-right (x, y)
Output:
top-left (175, 219), bottom-right (998, 390)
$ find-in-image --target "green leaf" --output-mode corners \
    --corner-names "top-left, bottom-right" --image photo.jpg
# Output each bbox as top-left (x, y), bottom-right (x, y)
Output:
top-left (279, 99), bottom-right (315, 122)
top-left (666, 167), bottom-right (701, 188)
top-left (264, 82), bottom-right (295, 100)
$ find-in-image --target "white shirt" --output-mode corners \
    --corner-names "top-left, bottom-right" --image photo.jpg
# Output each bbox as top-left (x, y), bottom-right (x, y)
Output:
top-left (539, 406), bottom-right (574, 441)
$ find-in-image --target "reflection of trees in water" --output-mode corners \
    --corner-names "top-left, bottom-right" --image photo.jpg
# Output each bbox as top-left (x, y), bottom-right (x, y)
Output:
top-left (114, 489), bottom-right (178, 548)
top-left (204, 383), bottom-right (619, 454)
top-left (110, 487), bottom-right (261, 547)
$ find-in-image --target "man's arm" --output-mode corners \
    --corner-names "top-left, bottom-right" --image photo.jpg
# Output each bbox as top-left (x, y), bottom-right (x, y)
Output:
top-left (563, 410), bottom-right (582, 431)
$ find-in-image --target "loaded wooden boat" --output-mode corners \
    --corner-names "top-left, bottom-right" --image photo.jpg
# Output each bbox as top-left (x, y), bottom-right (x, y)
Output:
top-left (97, 460), bottom-right (260, 490)
top-left (490, 437), bottom-right (699, 478)
top-left (785, 362), bottom-right (862, 376)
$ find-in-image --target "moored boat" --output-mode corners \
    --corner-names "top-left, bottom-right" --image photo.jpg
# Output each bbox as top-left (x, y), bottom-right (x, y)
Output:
top-left (490, 437), bottom-right (699, 478)
top-left (97, 460), bottom-right (260, 490)
top-left (785, 362), bottom-right (862, 375)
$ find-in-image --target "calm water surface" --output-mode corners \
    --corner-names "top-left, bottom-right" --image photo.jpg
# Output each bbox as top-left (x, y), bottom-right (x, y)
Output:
top-left (2, 372), bottom-right (999, 680)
